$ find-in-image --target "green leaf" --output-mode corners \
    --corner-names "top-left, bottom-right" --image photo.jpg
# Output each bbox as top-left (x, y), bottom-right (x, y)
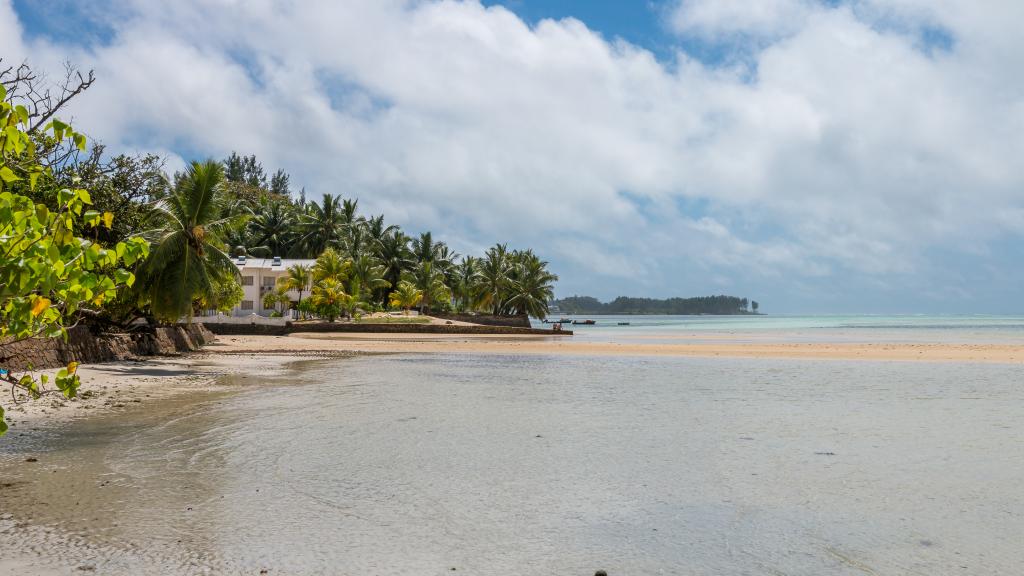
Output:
top-left (83, 210), bottom-right (101, 227)
top-left (0, 166), bottom-right (20, 183)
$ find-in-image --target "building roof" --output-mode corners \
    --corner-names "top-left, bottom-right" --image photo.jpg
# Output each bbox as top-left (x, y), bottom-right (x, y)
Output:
top-left (234, 257), bottom-right (316, 271)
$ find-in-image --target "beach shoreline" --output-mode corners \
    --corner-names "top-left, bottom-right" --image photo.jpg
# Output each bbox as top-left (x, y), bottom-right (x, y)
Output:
top-left (0, 350), bottom-right (356, 434)
top-left (213, 332), bottom-right (1024, 363)
top-left (5, 330), bottom-right (1023, 432)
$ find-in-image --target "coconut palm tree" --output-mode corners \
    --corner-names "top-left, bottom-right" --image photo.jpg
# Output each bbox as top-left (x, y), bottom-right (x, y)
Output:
top-left (405, 260), bottom-right (451, 313)
top-left (411, 231), bottom-right (443, 264)
top-left (389, 281), bottom-right (423, 315)
top-left (365, 214), bottom-right (399, 255)
top-left (378, 231), bottom-right (413, 300)
top-left (262, 284), bottom-right (291, 316)
top-left (312, 247), bottom-right (351, 283)
top-left (453, 256), bottom-right (479, 312)
top-left (435, 244), bottom-right (459, 284)
top-left (341, 221), bottom-right (371, 260)
top-left (280, 263), bottom-right (312, 315)
top-left (348, 254), bottom-right (391, 305)
top-left (506, 250), bottom-right (558, 319)
top-left (295, 193), bottom-right (345, 256)
top-left (310, 277), bottom-right (350, 322)
top-left (340, 198), bottom-right (362, 228)
top-left (475, 243), bottom-right (511, 315)
top-left (136, 160), bottom-right (241, 321)
top-left (247, 200), bottom-right (296, 256)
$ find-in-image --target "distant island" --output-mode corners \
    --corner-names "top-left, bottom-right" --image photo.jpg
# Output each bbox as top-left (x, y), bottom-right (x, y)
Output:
top-left (554, 295), bottom-right (759, 315)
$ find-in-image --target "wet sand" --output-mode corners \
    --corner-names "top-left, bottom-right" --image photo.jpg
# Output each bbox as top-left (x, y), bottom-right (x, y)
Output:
top-left (0, 352), bottom-right (355, 436)
top-left (212, 332), bottom-right (1024, 363)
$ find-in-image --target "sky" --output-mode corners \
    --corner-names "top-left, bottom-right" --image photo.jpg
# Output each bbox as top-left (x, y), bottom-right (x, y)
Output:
top-left (2, 0), bottom-right (1023, 313)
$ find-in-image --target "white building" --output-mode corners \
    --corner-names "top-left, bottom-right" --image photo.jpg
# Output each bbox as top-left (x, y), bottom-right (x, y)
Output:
top-left (232, 255), bottom-right (315, 317)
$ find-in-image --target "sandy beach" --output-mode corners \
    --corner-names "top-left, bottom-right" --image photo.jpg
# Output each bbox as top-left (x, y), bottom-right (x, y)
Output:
top-left (212, 332), bottom-right (1024, 363)
top-left (1, 350), bottom-right (355, 432)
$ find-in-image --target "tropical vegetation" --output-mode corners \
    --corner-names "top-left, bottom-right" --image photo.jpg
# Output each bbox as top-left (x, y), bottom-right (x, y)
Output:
top-left (0, 60), bottom-right (559, 435)
top-left (0, 75), bottom-right (148, 435)
top-left (555, 295), bottom-right (759, 315)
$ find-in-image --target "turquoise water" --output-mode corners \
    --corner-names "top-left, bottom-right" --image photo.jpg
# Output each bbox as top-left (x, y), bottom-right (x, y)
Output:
top-left (533, 314), bottom-right (1024, 343)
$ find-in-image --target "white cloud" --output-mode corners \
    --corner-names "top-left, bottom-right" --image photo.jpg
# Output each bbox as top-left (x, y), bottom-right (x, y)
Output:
top-left (668, 0), bottom-right (816, 40)
top-left (5, 0), bottom-right (1024, 310)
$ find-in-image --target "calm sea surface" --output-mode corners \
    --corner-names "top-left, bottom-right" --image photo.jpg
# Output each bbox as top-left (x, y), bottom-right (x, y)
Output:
top-left (533, 313), bottom-right (1024, 344)
top-left (2, 317), bottom-right (1023, 574)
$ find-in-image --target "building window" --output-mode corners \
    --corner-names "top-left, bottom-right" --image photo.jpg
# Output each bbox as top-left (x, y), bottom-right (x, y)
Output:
top-left (241, 300), bottom-right (253, 310)
top-left (263, 276), bottom-right (276, 287)
top-left (241, 276), bottom-right (254, 286)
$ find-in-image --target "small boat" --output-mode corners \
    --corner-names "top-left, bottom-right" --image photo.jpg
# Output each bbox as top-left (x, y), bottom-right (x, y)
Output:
top-left (558, 318), bottom-right (571, 323)
top-left (573, 319), bottom-right (596, 325)
top-left (617, 322), bottom-right (630, 326)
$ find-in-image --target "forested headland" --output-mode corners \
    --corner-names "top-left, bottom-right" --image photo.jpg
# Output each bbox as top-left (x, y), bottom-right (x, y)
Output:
top-left (555, 295), bottom-right (760, 315)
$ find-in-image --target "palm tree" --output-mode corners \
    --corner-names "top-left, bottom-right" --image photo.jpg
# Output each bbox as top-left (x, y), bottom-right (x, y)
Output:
top-left (475, 243), bottom-right (511, 315)
top-left (310, 277), bottom-right (350, 322)
top-left (506, 251), bottom-right (558, 319)
top-left (247, 200), bottom-right (296, 256)
top-left (295, 193), bottom-right (345, 256)
top-left (340, 198), bottom-right (362, 228)
top-left (452, 256), bottom-right (479, 312)
top-left (435, 244), bottom-right (459, 284)
top-left (389, 281), bottom-right (423, 315)
top-left (136, 160), bottom-right (241, 321)
top-left (411, 231), bottom-right (455, 266)
top-left (280, 264), bottom-right (312, 315)
top-left (348, 254), bottom-right (391, 305)
top-left (341, 222), bottom-right (370, 260)
top-left (378, 231), bottom-right (413, 301)
top-left (312, 247), bottom-right (351, 283)
top-left (365, 214), bottom-right (398, 255)
top-left (405, 260), bottom-right (451, 313)
top-left (262, 284), bottom-right (291, 316)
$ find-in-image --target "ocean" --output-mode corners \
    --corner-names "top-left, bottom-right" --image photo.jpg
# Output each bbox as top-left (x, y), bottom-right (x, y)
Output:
top-left (533, 313), bottom-right (1024, 344)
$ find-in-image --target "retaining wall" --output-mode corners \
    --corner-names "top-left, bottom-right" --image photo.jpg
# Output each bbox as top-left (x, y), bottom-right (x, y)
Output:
top-left (430, 312), bottom-right (531, 328)
top-left (287, 322), bottom-right (567, 336)
top-left (0, 324), bottom-right (216, 372)
top-left (202, 322), bottom-right (290, 336)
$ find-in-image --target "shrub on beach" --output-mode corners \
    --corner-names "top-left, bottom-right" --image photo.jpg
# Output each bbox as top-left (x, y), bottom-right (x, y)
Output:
top-left (0, 82), bottom-right (148, 435)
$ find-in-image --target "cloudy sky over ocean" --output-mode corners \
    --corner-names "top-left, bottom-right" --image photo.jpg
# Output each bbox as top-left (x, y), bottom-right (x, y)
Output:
top-left (3, 0), bottom-right (1023, 312)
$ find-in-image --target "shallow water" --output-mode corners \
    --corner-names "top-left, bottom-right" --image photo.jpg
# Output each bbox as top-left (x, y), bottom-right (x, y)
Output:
top-left (538, 314), bottom-right (1024, 344)
top-left (2, 354), bottom-right (1023, 574)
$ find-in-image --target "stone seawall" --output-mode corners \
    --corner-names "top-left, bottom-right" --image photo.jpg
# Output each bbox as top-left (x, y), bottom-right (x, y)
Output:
top-left (201, 321), bottom-right (569, 336)
top-left (202, 323), bottom-right (289, 336)
top-left (0, 324), bottom-right (216, 371)
top-left (430, 312), bottom-right (532, 328)
top-left (287, 322), bottom-right (566, 335)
